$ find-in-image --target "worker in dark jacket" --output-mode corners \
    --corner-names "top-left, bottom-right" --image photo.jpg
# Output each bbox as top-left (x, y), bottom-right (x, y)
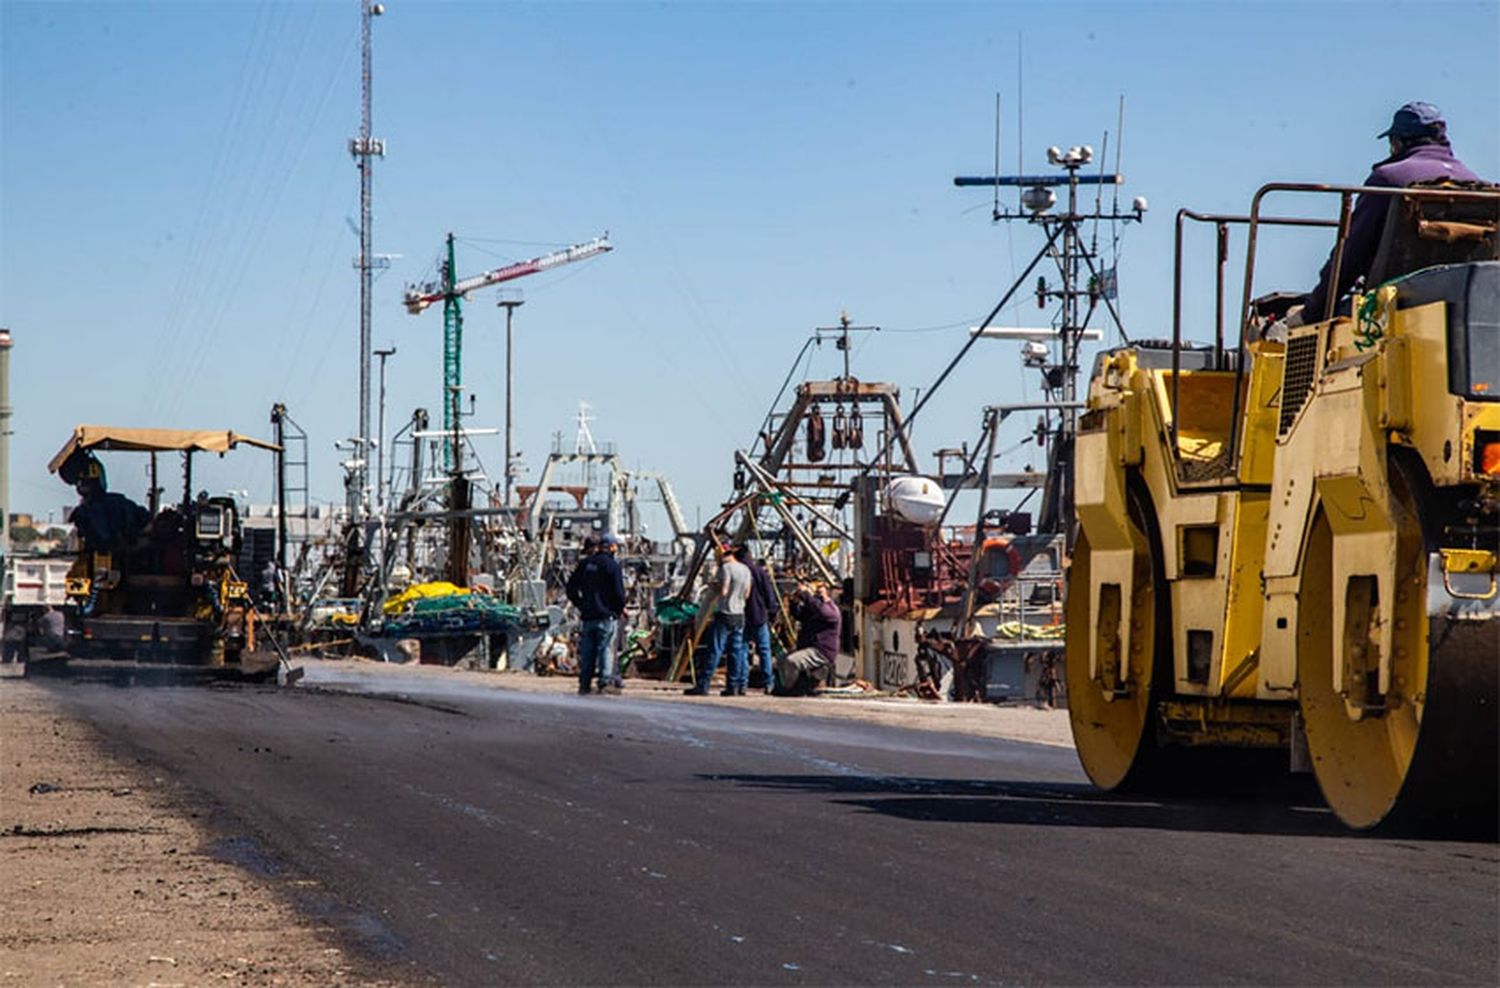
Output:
top-left (565, 533), bottom-right (627, 695)
top-left (63, 455), bottom-right (149, 555)
top-left (1297, 101), bottom-right (1482, 323)
top-left (773, 581), bottom-right (841, 696)
top-left (736, 546), bottom-right (778, 692)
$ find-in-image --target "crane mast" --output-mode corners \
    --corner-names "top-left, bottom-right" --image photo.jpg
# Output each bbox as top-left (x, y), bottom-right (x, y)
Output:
top-left (402, 234), bottom-right (612, 466)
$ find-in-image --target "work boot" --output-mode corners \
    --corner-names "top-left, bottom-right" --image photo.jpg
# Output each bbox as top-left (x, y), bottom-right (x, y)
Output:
top-left (578, 685), bottom-right (592, 695)
top-left (682, 684), bottom-right (708, 696)
top-left (719, 686), bottom-right (738, 697)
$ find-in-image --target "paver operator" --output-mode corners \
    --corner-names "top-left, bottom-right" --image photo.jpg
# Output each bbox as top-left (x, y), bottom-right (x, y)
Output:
top-left (59, 451), bottom-right (149, 554)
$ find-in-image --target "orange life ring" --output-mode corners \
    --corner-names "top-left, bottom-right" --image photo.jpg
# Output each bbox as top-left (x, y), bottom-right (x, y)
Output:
top-left (979, 537), bottom-right (1024, 585)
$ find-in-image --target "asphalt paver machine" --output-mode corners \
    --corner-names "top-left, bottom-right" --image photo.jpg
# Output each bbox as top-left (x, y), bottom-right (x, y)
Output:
top-left (40, 425), bottom-right (283, 679)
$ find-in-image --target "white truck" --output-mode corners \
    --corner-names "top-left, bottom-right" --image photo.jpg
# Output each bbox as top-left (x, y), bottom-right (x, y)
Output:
top-left (4, 555), bottom-right (73, 608)
top-left (2, 554), bottom-right (73, 659)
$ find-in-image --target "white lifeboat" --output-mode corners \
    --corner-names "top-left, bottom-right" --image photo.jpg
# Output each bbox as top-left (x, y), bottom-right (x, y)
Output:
top-left (886, 475), bottom-right (946, 526)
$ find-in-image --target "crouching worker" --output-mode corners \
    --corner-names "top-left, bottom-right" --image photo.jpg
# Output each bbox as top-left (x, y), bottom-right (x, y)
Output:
top-left (773, 580), bottom-right (841, 696)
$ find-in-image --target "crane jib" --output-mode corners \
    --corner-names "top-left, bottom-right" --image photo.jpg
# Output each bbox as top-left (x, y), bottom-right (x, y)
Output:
top-left (407, 236), bottom-right (612, 309)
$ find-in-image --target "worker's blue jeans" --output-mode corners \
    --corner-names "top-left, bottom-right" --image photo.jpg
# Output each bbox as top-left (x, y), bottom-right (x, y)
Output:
top-left (578, 617), bottom-right (617, 691)
top-left (699, 614), bottom-right (748, 691)
top-left (748, 621), bottom-right (773, 684)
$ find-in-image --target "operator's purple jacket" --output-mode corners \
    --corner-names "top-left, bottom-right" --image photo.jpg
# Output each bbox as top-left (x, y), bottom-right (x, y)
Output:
top-left (1303, 141), bottom-right (1481, 318)
top-left (790, 592), bottom-right (841, 663)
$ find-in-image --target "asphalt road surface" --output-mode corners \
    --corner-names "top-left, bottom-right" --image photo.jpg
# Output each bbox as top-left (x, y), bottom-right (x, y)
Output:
top-left (38, 669), bottom-right (1499, 986)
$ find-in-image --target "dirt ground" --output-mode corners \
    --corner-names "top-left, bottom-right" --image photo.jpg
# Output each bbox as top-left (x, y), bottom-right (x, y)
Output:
top-left (0, 658), bottom-right (1074, 986)
top-left (0, 672), bottom-right (418, 988)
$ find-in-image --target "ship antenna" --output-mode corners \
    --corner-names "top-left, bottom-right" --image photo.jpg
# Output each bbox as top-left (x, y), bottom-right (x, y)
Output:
top-left (993, 92), bottom-right (1002, 221)
top-left (1111, 94), bottom-right (1126, 262)
top-left (1092, 129), bottom-right (1109, 255)
top-left (1016, 32), bottom-right (1025, 214)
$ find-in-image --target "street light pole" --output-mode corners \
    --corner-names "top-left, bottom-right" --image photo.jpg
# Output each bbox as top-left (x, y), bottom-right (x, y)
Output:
top-left (374, 346), bottom-right (396, 511)
top-left (496, 297), bottom-right (525, 507)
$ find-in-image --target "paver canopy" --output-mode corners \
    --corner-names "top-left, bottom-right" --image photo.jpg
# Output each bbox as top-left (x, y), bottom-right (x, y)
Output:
top-left (47, 425), bottom-right (279, 473)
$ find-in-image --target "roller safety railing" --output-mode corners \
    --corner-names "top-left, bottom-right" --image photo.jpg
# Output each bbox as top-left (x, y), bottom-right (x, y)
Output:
top-left (1223, 182), bottom-right (1500, 479)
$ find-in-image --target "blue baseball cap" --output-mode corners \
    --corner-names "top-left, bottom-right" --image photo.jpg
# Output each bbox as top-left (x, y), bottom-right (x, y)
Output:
top-left (1377, 101), bottom-right (1445, 139)
top-left (600, 532), bottom-right (621, 547)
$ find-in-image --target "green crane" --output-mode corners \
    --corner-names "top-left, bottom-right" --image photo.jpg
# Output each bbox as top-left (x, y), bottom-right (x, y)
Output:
top-left (403, 233), bottom-right (612, 466)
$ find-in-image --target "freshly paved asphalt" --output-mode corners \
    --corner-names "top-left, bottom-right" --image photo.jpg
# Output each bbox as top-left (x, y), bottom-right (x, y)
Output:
top-left (38, 668), bottom-right (1500, 986)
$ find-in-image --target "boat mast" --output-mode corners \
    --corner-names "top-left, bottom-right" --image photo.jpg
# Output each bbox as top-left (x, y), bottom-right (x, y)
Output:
top-left (954, 142), bottom-right (1144, 540)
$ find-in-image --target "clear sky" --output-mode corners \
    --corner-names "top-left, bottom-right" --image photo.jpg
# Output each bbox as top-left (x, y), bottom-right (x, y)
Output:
top-left (2, 0), bottom-right (1497, 530)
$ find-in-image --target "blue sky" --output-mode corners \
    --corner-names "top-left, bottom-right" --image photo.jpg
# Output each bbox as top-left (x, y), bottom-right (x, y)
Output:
top-left (2, 0), bottom-right (1497, 530)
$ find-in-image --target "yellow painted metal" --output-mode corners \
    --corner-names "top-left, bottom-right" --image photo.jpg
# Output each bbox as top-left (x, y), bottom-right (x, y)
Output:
top-left (1395, 301), bottom-right (1467, 485)
top-left (1072, 416), bottom-right (1138, 685)
top-left (1236, 341), bottom-right (1284, 486)
top-left (1442, 548), bottom-right (1497, 573)
top-left (1439, 549), bottom-right (1499, 601)
top-left (1295, 470), bottom-right (1427, 829)
top-left (1068, 260), bottom-right (1499, 828)
top-left (1064, 518), bottom-right (1160, 790)
top-left (1219, 491), bottom-right (1269, 699)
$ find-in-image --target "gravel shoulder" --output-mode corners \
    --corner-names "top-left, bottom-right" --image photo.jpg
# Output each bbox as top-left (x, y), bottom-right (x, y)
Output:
top-left (0, 671), bottom-right (421, 987)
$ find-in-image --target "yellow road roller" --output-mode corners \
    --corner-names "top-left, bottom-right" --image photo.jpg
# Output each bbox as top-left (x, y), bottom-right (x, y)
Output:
top-left (1067, 181), bottom-right (1499, 832)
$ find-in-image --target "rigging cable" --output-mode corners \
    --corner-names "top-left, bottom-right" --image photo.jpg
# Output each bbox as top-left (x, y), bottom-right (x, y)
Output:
top-left (835, 222), bottom-right (1063, 510)
top-left (459, 236), bottom-right (582, 249)
top-left (169, 6), bottom-right (343, 414)
top-left (172, 7), bottom-right (314, 392)
top-left (148, 3), bottom-right (288, 407)
top-left (750, 335), bottom-right (816, 452)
